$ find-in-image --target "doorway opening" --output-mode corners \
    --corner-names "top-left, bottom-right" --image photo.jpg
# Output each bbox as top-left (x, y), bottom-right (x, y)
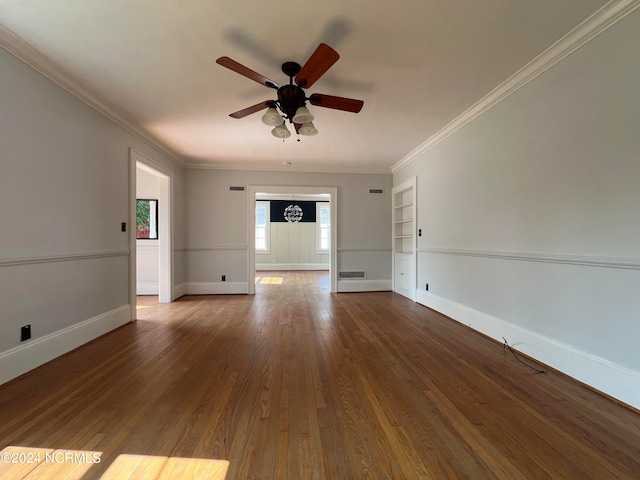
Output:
top-left (129, 149), bottom-right (173, 319)
top-left (248, 186), bottom-right (337, 294)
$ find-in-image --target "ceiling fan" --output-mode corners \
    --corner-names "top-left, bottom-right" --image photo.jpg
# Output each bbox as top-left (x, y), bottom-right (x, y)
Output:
top-left (216, 43), bottom-right (364, 138)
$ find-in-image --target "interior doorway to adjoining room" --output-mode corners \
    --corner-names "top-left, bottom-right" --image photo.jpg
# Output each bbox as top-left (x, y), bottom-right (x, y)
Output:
top-left (129, 149), bottom-right (173, 320)
top-left (248, 186), bottom-right (337, 294)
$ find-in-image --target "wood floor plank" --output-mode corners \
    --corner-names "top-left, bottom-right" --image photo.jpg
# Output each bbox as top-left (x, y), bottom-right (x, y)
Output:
top-left (1, 271), bottom-right (640, 479)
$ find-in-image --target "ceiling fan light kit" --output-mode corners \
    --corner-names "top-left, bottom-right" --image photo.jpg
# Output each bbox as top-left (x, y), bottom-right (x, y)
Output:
top-left (271, 123), bottom-right (291, 139)
top-left (292, 106), bottom-right (314, 124)
top-left (216, 43), bottom-right (364, 141)
top-left (298, 122), bottom-right (318, 136)
top-left (261, 107), bottom-right (284, 126)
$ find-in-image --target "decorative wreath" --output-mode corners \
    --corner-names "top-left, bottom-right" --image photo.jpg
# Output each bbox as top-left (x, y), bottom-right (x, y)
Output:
top-left (284, 204), bottom-right (303, 223)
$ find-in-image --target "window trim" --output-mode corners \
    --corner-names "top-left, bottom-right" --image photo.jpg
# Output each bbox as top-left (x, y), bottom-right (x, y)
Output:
top-left (136, 199), bottom-right (159, 240)
top-left (255, 201), bottom-right (271, 253)
top-left (316, 202), bottom-right (330, 253)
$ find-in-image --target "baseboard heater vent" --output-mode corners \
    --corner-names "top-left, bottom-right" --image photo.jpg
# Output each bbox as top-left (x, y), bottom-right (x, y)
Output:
top-left (229, 186), bottom-right (245, 191)
top-left (339, 270), bottom-right (366, 279)
top-left (369, 189), bottom-right (384, 194)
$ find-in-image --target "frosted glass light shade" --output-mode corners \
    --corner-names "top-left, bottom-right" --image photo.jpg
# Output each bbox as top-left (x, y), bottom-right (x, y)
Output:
top-left (292, 106), bottom-right (314, 124)
top-left (298, 122), bottom-right (318, 136)
top-left (271, 123), bottom-right (291, 138)
top-left (262, 108), bottom-right (284, 126)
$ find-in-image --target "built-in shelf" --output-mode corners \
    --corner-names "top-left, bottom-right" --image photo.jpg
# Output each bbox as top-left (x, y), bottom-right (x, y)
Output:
top-left (392, 177), bottom-right (417, 301)
top-left (392, 182), bottom-right (415, 255)
top-left (394, 202), bottom-right (413, 209)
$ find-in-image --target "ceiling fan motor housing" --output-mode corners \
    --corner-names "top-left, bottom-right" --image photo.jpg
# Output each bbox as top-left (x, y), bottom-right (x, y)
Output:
top-left (277, 84), bottom-right (306, 122)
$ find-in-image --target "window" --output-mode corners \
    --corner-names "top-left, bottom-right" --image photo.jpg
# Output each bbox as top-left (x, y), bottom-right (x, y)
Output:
top-left (255, 201), bottom-right (270, 251)
top-left (136, 199), bottom-right (158, 239)
top-left (317, 203), bottom-right (330, 251)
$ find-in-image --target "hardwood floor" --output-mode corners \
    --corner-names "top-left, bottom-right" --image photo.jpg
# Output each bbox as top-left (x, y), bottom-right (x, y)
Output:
top-left (1, 270), bottom-right (639, 479)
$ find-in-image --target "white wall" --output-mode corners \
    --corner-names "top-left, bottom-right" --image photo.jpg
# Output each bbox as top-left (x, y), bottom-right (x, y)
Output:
top-left (394, 10), bottom-right (640, 409)
top-left (183, 169), bottom-right (392, 293)
top-left (256, 200), bottom-right (330, 270)
top-left (136, 167), bottom-right (160, 294)
top-left (256, 222), bottom-right (330, 270)
top-left (0, 46), bottom-right (186, 384)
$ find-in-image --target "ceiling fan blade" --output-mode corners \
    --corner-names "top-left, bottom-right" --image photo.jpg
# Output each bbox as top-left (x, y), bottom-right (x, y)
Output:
top-left (295, 43), bottom-right (339, 89)
top-left (308, 94), bottom-right (364, 113)
top-left (294, 123), bottom-right (302, 134)
top-left (216, 57), bottom-right (279, 89)
top-left (229, 100), bottom-right (273, 119)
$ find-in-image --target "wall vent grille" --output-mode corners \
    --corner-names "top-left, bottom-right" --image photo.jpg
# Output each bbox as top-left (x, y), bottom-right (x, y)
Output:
top-left (369, 189), bottom-right (384, 194)
top-left (229, 186), bottom-right (245, 191)
top-left (339, 270), bottom-right (366, 279)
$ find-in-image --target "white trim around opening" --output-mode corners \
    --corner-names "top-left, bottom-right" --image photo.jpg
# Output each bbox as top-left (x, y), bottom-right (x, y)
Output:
top-left (129, 149), bottom-right (174, 316)
top-left (248, 185), bottom-right (338, 294)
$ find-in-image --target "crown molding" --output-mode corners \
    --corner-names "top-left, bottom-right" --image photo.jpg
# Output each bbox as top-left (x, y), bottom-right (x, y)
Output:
top-left (391, 0), bottom-right (640, 174)
top-left (184, 160), bottom-right (392, 175)
top-left (0, 22), bottom-right (187, 169)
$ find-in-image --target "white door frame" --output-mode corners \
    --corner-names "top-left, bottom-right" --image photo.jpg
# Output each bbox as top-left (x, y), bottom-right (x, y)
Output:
top-left (129, 149), bottom-right (173, 318)
top-left (248, 185), bottom-right (338, 294)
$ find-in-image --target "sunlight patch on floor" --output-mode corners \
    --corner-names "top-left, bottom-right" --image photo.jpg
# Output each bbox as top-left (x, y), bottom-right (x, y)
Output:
top-left (0, 447), bottom-right (229, 479)
top-left (0, 446), bottom-right (100, 479)
top-left (255, 276), bottom-right (284, 285)
top-left (103, 454), bottom-right (229, 479)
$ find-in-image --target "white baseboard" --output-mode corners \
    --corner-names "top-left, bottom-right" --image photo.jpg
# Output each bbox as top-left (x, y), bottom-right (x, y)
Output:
top-left (416, 289), bottom-right (640, 410)
top-left (136, 282), bottom-right (158, 295)
top-left (0, 305), bottom-right (131, 386)
top-left (256, 263), bottom-right (329, 271)
top-left (338, 279), bottom-right (392, 293)
top-left (173, 283), bottom-right (187, 299)
top-left (186, 282), bottom-right (248, 295)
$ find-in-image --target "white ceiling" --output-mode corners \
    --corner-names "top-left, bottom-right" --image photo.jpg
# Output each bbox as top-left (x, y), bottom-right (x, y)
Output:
top-left (0, 0), bottom-right (609, 173)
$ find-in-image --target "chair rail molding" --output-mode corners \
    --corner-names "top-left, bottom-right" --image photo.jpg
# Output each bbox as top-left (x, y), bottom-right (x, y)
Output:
top-left (418, 248), bottom-right (640, 270)
top-left (0, 250), bottom-right (129, 268)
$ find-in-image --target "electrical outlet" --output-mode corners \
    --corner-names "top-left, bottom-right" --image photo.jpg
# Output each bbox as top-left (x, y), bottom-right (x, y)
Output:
top-left (121, 222), bottom-right (127, 232)
top-left (221, 275), bottom-right (226, 282)
top-left (21, 325), bottom-right (31, 341)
